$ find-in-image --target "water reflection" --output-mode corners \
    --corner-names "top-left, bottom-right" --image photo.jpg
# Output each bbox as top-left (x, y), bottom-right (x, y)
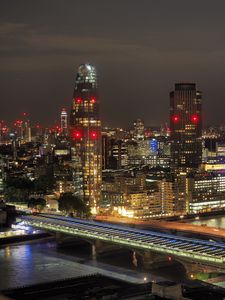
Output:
top-left (0, 241), bottom-right (97, 290)
top-left (4, 246), bottom-right (11, 259)
top-left (0, 239), bottom-right (153, 290)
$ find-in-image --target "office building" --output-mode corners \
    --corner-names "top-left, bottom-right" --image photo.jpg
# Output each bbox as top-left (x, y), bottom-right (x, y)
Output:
top-left (170, 83), bottom-right (202, 172)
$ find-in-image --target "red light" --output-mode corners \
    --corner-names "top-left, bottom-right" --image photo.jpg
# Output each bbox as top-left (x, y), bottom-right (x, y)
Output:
top-left (90, 97), bottom-right (96, 104)
top-left (90, 131), bottom-right (97, 139)
top-left (75, 98), bottom-right (82, 104)
top-left (22, 112), bottom-right (27, 117)
top-left (191, 114), bottom-right (199, 123)
top-left (14, 120), bottom-right (22, 126)
top-left (72, 130), bottom-right (82, 139)
top-left (172, 115), bottom-right (180, 123)
top-left (168, 256), bottom-right (172, 262)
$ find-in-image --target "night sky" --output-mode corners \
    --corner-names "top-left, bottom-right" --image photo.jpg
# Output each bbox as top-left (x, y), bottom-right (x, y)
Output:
top-left (1, 0), bottom-right (225, 128)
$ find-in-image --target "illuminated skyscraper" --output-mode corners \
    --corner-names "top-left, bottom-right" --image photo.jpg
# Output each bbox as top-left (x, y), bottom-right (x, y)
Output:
top-left (170, 83), bottom-right (202, 213)
top-left (170, 83), bottom-right (202, 172)
top-left (133, 119), bottom-right (145, 141)
top-left (70, 63), bottom-right (102, 213)
top-left (60, 108), bottom-right (68, 135)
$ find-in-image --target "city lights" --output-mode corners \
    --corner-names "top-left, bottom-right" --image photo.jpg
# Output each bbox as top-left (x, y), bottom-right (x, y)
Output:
top-left (1, 3), bottom-right (225, 299)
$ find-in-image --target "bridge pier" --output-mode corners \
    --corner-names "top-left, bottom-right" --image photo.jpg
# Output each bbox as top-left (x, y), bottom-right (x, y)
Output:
top-left (91, 244), bottom-right (97, 259)
top-left (138, 251), bottom-right (172, 270)
top-left (181, 261), bottom-right (224, 279)
top-left (182, 261), bottom-right (200, 278)
top-left (93, 240), bottom-right (121, 256)
top-left (55, 232), bottom-right (65, 245)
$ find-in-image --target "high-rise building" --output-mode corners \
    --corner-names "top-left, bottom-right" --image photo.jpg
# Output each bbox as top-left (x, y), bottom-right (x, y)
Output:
top-left (170, 83), bottom-right (202, 172)
top-left (102, 133), bottom-right (110, 170)
top-left (0, 156), bottom-right (4, 196)
top-left (133, 119), bottom-right (145, 141)
top-left (60, 108), bottom-right (68, 135)
top-left (70, 63), bottom-right (102, 213)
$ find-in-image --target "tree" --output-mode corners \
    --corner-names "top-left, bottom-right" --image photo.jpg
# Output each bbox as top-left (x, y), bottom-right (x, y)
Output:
top-left (4, 177), bottom-right (34, 203)
top-left (34, 175), bottom-right (55, 195)
top-left (4, 186), bottom-right (29, 203)
top-left (28, 197), bottom-right (46, 212)
top-left (5, 177), bottom-right (34, 190)
top-left (58, 192), bottom-right (90, 217)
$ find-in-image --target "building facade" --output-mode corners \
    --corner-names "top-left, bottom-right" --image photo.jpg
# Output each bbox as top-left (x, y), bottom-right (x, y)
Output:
top-left (170, 83), bottom-right (202, 172)
top-left (187, 172), bottom-right (225, 213)
top-left (60, 108), bottom-right (68, 136)
top-left (70, 64), bottom-right (102, 213)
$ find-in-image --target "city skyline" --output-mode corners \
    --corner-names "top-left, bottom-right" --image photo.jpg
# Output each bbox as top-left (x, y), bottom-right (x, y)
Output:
top-left (2, 2), bottom-right (225, 298)
top-left (1, 1), bottom-right (225, 127)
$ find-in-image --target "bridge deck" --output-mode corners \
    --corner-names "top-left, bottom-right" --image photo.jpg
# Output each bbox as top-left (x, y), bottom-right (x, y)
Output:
top-left (17, 214), bottom-right (225, 266)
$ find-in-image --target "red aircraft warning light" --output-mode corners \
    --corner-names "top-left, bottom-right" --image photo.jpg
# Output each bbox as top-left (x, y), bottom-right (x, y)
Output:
top-left (72, 130), bottom-right (82, 140)
top-left (14, 120), bottom-right (23, 127)
top-left (90, 97), bottom-right (96, 104)
top-left (191, 114), bottom-right (199, 124)
top-left (75, 98), bottom-right (82, 104)
top-left (172, 115), bottom-right (180, 123)
top-left (90, 131), bottom-right (98, 139)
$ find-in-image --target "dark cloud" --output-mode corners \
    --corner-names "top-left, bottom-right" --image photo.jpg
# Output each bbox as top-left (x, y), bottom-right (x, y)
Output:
top-left (0, 0), bottom-right (225, 127)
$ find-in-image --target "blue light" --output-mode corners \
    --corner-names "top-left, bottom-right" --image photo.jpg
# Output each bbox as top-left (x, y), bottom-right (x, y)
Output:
top-left (150, 138), bottom-right (158, 153)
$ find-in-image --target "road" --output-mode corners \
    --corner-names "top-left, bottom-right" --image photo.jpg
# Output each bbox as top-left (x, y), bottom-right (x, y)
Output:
top-left (95, 215), bottom-right (225, 240)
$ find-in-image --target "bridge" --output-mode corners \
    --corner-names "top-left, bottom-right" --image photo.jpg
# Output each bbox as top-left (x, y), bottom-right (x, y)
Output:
top-left (17, 214), bottom-right (225, 269)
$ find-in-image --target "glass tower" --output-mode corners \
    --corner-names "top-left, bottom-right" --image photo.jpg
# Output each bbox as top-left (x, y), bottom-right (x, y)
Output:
top-left (70, 64), bottom-right (102, 213)
top-left (170, 83), bottom-right (202, 172)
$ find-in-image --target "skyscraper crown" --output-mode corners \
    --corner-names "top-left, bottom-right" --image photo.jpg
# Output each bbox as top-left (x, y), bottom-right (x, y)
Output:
top-left (75, 63), bottom-right (97, 88)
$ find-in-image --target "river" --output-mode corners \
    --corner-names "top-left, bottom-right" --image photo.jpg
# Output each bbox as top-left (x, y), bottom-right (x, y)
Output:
top-left (1, 214), bottom-right (225, 290)
top-left (0, 237), bottom-right (187, 290)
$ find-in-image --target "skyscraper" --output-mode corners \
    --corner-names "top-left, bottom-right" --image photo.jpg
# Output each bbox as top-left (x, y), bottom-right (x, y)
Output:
top-left (170, 83), bottom-right (202, 172)
top-left (70, 64), bottom-right (102, 213)
top-left (60, 108), bottom-right (68, 136)
top-left (133, 119), bottom-right (145, 141)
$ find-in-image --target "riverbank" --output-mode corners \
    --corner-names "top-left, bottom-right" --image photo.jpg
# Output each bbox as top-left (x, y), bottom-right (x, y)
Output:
top-left (165, 209), bottom-right (225, 222)
top-left (0, 232), bottom-right (51, 246)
